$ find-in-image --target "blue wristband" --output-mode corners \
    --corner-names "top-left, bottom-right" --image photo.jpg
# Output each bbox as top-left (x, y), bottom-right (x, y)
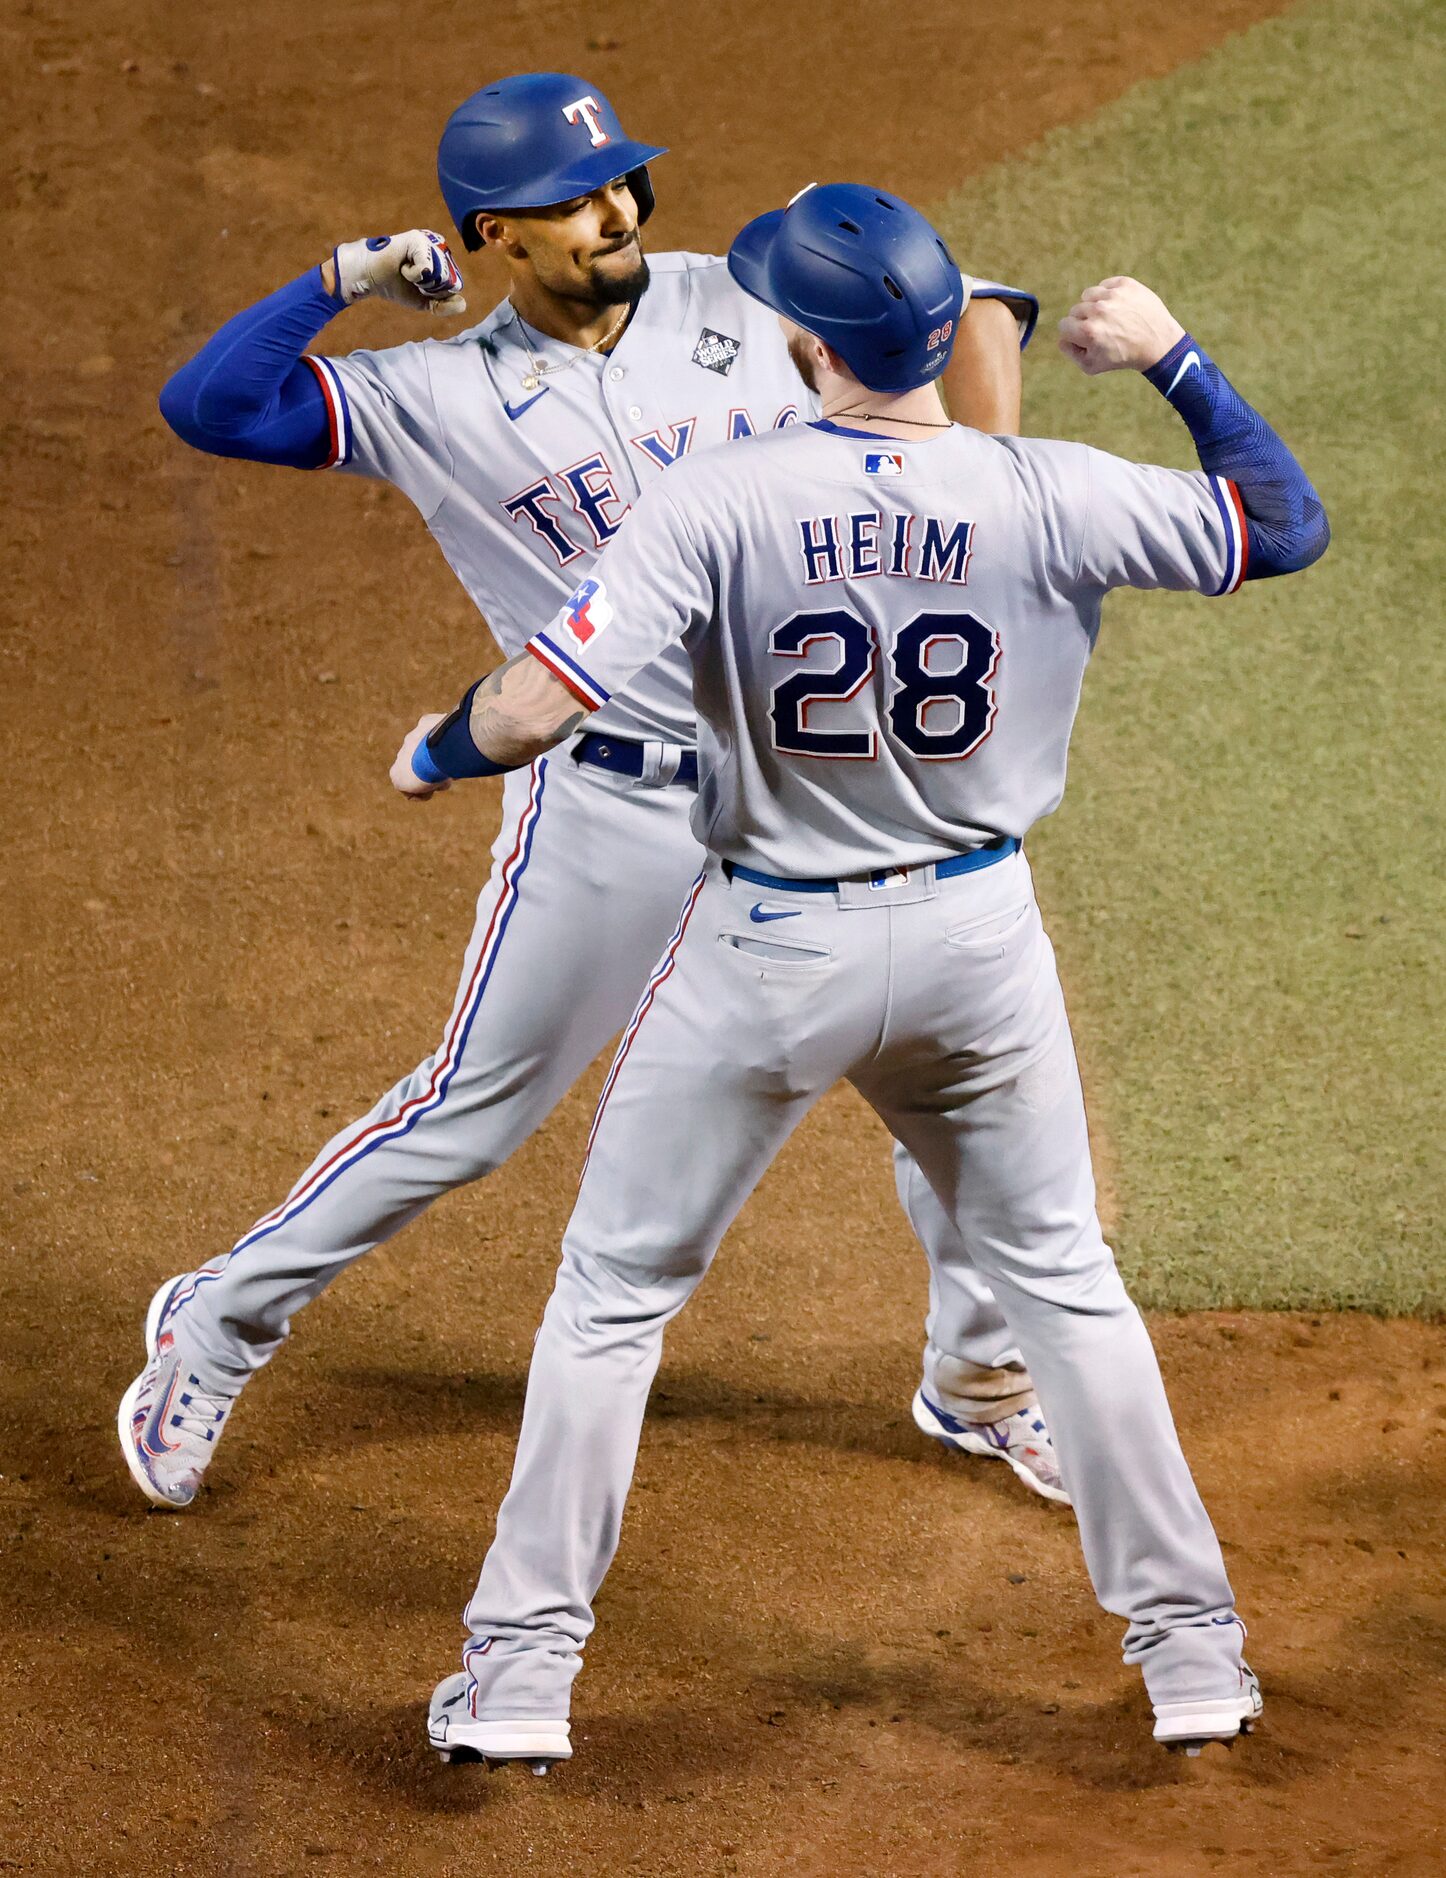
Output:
top-left (417, 682), bottom-right (514, 781)
top-left (410, 738), bottom-right (450, 787)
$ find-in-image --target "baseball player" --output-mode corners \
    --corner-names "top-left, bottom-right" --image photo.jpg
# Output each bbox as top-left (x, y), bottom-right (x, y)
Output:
top-left (396, 186), bottom-right (1328, 1767)
top-left (119, 75), bottom-right (1067, 1511)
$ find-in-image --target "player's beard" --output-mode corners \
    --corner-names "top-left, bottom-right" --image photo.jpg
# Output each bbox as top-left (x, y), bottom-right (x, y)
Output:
top-left (582, 234), bottom-right (651, 308)
top-left (787, 327), bottom-right (820, 393)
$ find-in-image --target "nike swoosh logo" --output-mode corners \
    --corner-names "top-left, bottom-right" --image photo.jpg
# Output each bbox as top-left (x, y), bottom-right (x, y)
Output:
top-left (144, 1369), bottom-right (183, 1456)
top-left (504, 388), bottom-right (549, 421)
top-left (1163, 349), bottom-right (1201, 399)
top-left (749, 904), bottom-right (802, 923)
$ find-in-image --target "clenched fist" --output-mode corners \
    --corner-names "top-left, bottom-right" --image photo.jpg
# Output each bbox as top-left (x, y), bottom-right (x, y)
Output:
top-left (391, 713), bottom-right (449, 798)
top-left (329, 229), bottom-right (467, 317)
top-left (1058, 277), bottom-right (1186, 375)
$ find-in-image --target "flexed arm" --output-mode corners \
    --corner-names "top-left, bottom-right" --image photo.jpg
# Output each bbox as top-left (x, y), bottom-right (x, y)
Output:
top-left (157, 232), bottom-right (466, 468)
top-left (1060, 277), bottom-right (1329, 578)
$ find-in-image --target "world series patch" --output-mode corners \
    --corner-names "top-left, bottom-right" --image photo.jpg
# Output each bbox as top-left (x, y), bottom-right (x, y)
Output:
top-left (692, 328), bottom-right (741, 376)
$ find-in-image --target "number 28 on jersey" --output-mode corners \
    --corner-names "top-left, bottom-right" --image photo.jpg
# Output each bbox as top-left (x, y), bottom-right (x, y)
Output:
top-left (770, 506), bottom-right (999, 763)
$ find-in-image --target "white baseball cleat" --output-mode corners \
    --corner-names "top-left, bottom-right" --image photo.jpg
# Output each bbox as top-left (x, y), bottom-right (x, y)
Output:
top-left (427, 1671), bottom-right (571, 1773)
top-left (1153, 1664), bottom-right (1263, 1754)
top-left (911, 1388), bottom-right (1072, 1505)
top-left (117, 1274), bottom-right (238, 1510)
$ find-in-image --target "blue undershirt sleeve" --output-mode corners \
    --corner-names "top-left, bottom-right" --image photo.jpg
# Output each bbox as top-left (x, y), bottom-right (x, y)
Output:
top-left (157, 268), bottom-right (349, 470)
top-left (1144, 334), bottom-right (1329, 581)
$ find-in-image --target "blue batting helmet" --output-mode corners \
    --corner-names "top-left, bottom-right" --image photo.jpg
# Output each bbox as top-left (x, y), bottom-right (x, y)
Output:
top-left (437, 74), bottom-right (668, 250)
top-left (728, 184), bottom-right (967, 393)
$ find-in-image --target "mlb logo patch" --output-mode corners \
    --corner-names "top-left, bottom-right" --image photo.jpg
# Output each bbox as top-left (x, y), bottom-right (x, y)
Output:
top-left (692, 328), bottom-right (741, 376)
top-left (865, 451), bottom-right (905, 476)
top-left (562, 577), bottom-right (613, 647)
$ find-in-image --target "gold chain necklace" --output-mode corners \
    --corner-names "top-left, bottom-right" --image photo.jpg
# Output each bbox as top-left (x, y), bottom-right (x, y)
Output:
top-left (517, 306), bottom-right (631, 392)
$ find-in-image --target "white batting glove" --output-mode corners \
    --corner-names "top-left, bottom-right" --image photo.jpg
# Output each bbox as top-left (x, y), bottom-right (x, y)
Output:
top-left (1058, 277), bottom-right (1187, 375)
top-left (333, 230), bottom-right (467, 317)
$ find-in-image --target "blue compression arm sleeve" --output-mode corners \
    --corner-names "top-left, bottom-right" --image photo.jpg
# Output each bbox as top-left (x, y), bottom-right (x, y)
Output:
top-left (1144, 334), bottom-right (1329, 580)
top-left (157, 268), bottom-right (348, 470)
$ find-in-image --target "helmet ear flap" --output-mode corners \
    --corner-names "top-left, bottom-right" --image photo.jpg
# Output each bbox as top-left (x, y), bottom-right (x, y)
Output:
top-left (626, 165), bottom-right (656, 225)
top-left (460, 209), bottom-right (487, 253)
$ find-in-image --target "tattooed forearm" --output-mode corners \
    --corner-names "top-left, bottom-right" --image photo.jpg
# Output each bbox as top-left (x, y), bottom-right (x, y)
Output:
top-left (466, 653), bottom-right (594, 765)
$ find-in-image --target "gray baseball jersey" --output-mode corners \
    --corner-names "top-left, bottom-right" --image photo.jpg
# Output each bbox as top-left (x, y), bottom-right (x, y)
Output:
top-left (456, 422), bottom-right (1256, 1748)
top-left (158, 261), bottom-right (1039, 1426)
top-left (524, 418), bottom-right (1242, 878)
top-left (311, 255), bottom-right (1032, 749)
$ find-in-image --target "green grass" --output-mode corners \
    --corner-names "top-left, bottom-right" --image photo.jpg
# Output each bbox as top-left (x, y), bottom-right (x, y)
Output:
top-left (932, 0), bottom-right (1445, 1312)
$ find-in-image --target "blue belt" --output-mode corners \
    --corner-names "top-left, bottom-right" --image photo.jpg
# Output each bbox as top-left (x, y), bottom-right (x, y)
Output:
top-left (573, 732), bottom-right (698, 788)
top-left (724, 836), bottom-right (1020, 894)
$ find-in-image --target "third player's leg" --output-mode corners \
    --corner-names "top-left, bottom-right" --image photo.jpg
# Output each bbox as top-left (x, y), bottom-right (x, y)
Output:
top-left (893, 1142), bottom-right (1036, 1422)
top-left (856, 855), bottom-right (1246, 1711)
top-left (171, 753), bottom-right (707, 1388)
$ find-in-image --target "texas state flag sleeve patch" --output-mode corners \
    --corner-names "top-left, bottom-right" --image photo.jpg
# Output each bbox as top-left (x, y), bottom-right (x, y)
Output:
top-left (561, 577), bottom-right (614, 647)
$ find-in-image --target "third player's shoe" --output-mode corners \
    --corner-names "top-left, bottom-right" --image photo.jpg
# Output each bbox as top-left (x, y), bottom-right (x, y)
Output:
top-left (911, 1388), bottom-right (1071, 1505)
top-left (116, 1274), bottom-right (238, 1510)
top-left (427, 1671), bottom-right (571, 1773)
top-left (1152, 1663), bottom-right (1263, 1754)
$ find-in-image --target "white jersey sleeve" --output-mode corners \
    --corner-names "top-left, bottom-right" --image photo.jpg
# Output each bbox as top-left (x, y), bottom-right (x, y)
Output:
top-left (1015, 439), bottom-right (1240, 600)
top-left (309, 341), bottom-right (455, 521)
top-left (524, 481), bottom-right (715, 712)
top-left (1079, 447), bottom-right (1243, 597)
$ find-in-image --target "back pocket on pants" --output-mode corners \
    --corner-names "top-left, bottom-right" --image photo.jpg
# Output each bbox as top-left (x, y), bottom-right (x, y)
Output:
top-left (943, 902), bottom-right (1031, 954)
top-left (720, 932), bottom-right (832, 966)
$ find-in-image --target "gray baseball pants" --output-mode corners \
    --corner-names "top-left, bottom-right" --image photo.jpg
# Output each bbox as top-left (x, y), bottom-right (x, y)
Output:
top-left (170, 751), bottom-right (1030, 1420)
top-left (460, 848), bottom-right (1245, 1718)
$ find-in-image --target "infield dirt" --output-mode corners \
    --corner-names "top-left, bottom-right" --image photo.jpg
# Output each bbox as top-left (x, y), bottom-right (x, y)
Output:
top-left (3, 1), bottom-right (1443, 1873)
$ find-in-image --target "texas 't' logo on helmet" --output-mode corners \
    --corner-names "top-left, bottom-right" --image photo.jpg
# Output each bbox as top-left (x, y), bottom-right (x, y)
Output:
top-left (562, 95), bottom-right (611, 148)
